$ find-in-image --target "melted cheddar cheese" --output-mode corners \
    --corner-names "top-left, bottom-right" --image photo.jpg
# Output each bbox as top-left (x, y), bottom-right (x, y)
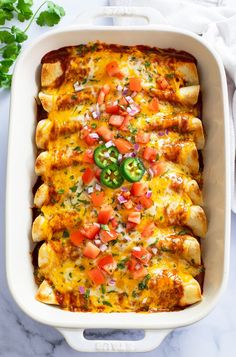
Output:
top-left (33, 42), bottom-right (206, 312)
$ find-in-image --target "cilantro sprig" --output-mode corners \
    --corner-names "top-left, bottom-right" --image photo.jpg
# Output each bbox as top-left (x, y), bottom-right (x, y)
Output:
top-left (0, 0), bottom-right (65, 88)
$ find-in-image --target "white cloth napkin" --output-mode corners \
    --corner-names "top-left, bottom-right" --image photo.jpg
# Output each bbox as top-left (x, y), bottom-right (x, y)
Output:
top-left (110, 0), bottom-right (236, 212)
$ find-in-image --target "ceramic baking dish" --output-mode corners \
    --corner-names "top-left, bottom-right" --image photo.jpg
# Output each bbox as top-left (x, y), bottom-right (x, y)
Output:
top-left (6, 6), bottom-right (231, 352)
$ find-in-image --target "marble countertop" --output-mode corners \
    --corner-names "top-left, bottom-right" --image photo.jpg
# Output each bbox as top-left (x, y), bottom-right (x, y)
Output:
top-left (1, 0), bottom-right (236, 355)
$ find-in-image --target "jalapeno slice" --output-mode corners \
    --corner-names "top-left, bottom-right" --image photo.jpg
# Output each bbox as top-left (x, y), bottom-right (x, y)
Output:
top-left (94, 144), bottom-right (119, 169)
top-left (100, 164), bottom-right (124, 188)
top-left (120, 158), bottom-right (145, 182)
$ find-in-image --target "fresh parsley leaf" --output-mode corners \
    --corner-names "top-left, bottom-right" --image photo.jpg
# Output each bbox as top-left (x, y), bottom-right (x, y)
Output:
top-left (36, 1), bottom-right (65, 27)
top-left (16, 0), bottom-right (33, 22)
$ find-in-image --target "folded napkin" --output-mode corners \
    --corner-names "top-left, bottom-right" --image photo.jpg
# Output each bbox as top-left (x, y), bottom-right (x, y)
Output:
top-left (110, 0), bottom-right (236, 212)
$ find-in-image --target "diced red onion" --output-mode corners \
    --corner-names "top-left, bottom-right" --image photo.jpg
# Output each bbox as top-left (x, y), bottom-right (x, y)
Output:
top-left (74, 82), bottom-right (84, 92)
top-left (92, 111), bottom-right (99, 119)
top-left (146, 190), bottom-right (152, 198)
top-left (122, 87), bottom-right (129, 95)
top-left (94, 222), bottom-right (100, 227)
top-left (95, 184), bottom-right (101, 191)
top-left (95, 239), bottom-right (102, 246)
top-left (165, 129), bottom-right (169, 135)
top-left (118, 154), bottom-right (123, 162)
top-left (134, 143), bottom-right (139, 151)
top-left (142, 297), bottom-right (148, 304)
top-left (136, 204), bottom-right (143, 211)
top-left (79, 286), bottom-right (85, 294)
top-left (113, 100), bottom-right (118, 105)
top-left (135, 263), bottom-right (141, 270)
top-left (124, 152), bottom-right (136, 158)
top-left (158, 131), bottom-right (165, 137)
top-left (89, 133), bottom-right (99, 139)
top-left (85, 112), bottom-right (90, 120)
top-left (117, 84), bottom-right (123, 92)
top-left (105, 140), bottom-right (114, 148)
top-left (87, 187), bottom-right (94, 194)
top-left (148, 168), bottom-right (154, 178)
top-left (151, 247), bottom-right (158, 255)
top-left (133, 246), bottom-right (141, 251)
top-left (100, 244), bottom-right (108, 252)
top-left (131, 91), bottom-right (137, 98)
top-left (117, 195), bottom-right (127, 204)
top-left (125, 96), bottom-right (134, 104)
top-left (121, 186), bottom-right (129, 192)
top-left (124, 235), bottom-right (132, 242)
top-left (108, 279), bottom-right (116, 286)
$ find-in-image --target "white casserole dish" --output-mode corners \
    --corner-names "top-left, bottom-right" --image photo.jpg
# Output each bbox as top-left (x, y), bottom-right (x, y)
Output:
top-left (6, 6), bottom-right (231, 353)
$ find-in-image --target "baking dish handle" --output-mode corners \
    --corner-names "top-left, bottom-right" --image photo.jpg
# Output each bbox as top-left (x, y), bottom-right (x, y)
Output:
top-left (75, 6), bottom-right (166, 26)
top-left (57, 328), bottom-right (171, 352)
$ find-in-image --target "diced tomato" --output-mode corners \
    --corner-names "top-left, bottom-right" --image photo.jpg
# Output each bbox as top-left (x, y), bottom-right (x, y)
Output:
top-left (141, 222), bottom-right (156, 238)
top-left (132, 247), bottom-right (152, 264)
top-left (97, 84), bottom-right (110, 104)
top-left (80, 126), bottom-right (91, 139)
top-left (143, 147), bottom-right (158, 162)
top-left (119, 115), bottom-right (130, 131)
top-left (127, 258), bottom-right (139, 271)
top-left (119, 97), bottom-right (128, 106)
top-left (83, 242), bottom-right (100, 259)
top-left (126, 221), bottom-right (137, 232)
top-left (85, 133), bottom-right (98, 146)
top-left (88, 268), bottom-right (105, 285)
top-left (106, 61), bottom-right (124, 79)
top-left (128, 212), bottom-right (141, 224)
top-left (139, 195), bottom-right (153, 209)
top-left (148, 97), bottom-right (159, 112)
top-left (98, 254), bottom-right (116, 274)
top-left (131, 182), bottom-right (148, 197)
top-left (124, 200), bottom-right (133, 210)
top-left (100, 229), bottom-right (118, 243)
top-left (129, 77), bottom-right (142, 92)
top-left (94, 166), bottom-right (102, 180)
top-left (157, 76), bottom-right (169, 90)
top-left (106, 103), bottom-right (120, 114)
top-left (82, 167), bottom-right (95, 184)
top-left (111, 217), bottom-right (118, 228)
top-left (135, 131), bottom-right (150, 144)
top-left (133, 266), bottom-right (148, 279)
top-left (70, 230), bottom-right (84, 246)
top-left (98, 206), bottom-right (113, 224)
top-left (81, 224), bottom-right (100, 240)
top-left (151, 161), bottom-right (166, 176)
top-left (83, 149), bottom-right (94, 164)
top-left (96, 126), bottom-right (114, 142)
top-left (109, 115), bottom-right (124, 127)
top-left (91, 191), bottom-right (105, 207)
top-left (114, 138), bottom-right (133, 154)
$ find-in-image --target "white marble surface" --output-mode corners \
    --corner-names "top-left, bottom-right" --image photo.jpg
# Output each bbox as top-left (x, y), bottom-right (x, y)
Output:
top-left (1, 0), bottom-right (236, 355)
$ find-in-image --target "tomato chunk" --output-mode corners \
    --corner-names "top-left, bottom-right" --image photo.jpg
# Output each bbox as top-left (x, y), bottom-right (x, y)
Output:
top-left (98, 254), bottom-right (116, 274)
top-left (98, 206), bottom-right (113, 224)
top-left (131, 182), bottom-right (148, 197)
top-left (124, 200), bottom-right (133, 210)
top-left (109, 115), bottom-right (124, 127)
top-left (85, 133), bottom-right (98, 146)
top-left (127, 257), bottom-right (139, 272)
top-left (148, 97), bottom-right (159, 112)
top-left (135, 131), bottom-right (150, 144)
top-left (143, 147), bottom-right (158, 162)
top-left (81, 224), bottom-right (100, 240)
top-left (88, 268), bottom-right (105, 285)
top-left (82, 167), bottom-right (95, 184)
top-left (83, 149), bottom-right (94, 164)
top-left (97, 126), bottom-right (114, 142)
top-left (133, 266), bottom-right (148, 279)
top-left (141, 222), bottom-right (156, 238)
top-left (97, 84), bottom-right (110, 104)
top-left (132, 247), bottom-right (152, 264)
top-left (114, 138), bottom-right (133, 154)
top-left (129, 77), bottom-right (142, 92)
top-left (151, 161), bottom-right (166, 176)
top-left (83, 242), bottom-right (100, 259)
top-left (119, 115), bottom-right (130, 131)
top-left (106, 61), bottom-right (123, 79)
top-left (139, 195), bottom-right (153, 209)
top-left (157, 76), bottom-right (169, 90)
top-left (91, 191), bottom-right (105, 207)
top-left (106, 103), bottom-right (120, 114)
top-left (100, 229), bottom-right (118, 243)
top-left (70, 230), bottom-right (84, 246)
top-left (128, 212), bottom-right (141, 224)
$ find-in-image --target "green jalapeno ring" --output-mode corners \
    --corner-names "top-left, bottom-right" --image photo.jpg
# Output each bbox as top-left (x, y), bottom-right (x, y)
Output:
top-left (100, 164), bottom-right (124, 189)
top-left (94, 144), bottom-right (119, 169)
top-left (120, 157), bottom-right (145, 182)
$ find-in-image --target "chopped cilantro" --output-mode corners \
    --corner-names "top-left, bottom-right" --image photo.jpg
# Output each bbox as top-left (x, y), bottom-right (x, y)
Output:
top-left (70, 185), bottom-right (77, 192)
top-left (100, 224), bottom-right (109, 231)
top-left (84, 289), bottom-right (90, 299)
top-left (79, 265), bottom-right (85, 271)
top-left (117, 258), bottom-right (128, 270)
top-left (63, 229), bottom-right (70, 238)
top-left (101, 285), bottom-right (106, 294)
top-left (57, 189), bottom-right (65, 194)
top-left (91, 123), bottom-right (97, 129)
top-left (102, 300), bottom-right (112, 307)
top-left (138, 274), bottom-right (151, 290)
